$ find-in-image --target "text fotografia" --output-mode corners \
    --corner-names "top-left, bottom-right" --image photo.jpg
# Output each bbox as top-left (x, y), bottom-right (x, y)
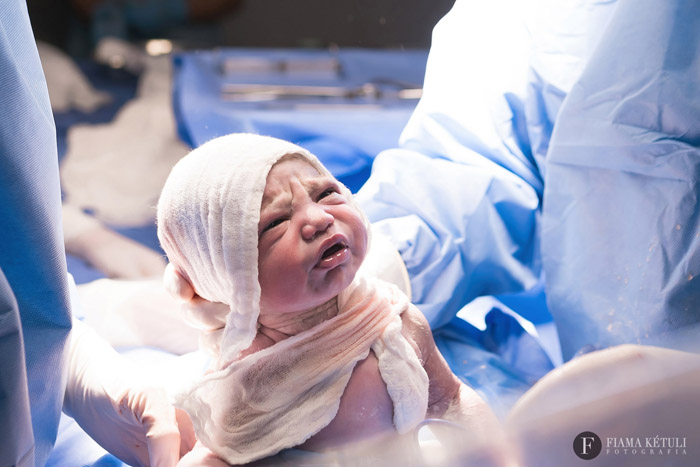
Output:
top-left (606, 437), bottom-right (687, 456)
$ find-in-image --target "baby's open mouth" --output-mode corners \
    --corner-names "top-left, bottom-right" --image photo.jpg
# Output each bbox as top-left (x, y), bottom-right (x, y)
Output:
top-left (316, 238), bottom-right (350, 269)
top-left (322, 242), bottom-right (346, 259)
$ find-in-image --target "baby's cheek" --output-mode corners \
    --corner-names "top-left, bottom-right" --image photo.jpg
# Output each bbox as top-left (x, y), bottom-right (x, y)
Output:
top-left (259, 266), bottom-right (306, 312)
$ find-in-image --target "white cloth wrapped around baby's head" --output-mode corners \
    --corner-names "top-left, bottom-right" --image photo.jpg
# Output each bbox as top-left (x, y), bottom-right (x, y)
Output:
top-left (156, 133), bottom-right (367, 364)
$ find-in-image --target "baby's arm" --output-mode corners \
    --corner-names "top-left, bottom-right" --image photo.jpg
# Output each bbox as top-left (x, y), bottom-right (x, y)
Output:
top-left (400, 305), bottom-right (501, 435)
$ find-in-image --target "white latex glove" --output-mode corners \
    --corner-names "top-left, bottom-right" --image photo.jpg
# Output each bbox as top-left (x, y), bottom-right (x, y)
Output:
top-left (64, 319), bottom-right (196, 466)
top-left (163, 264), bottom-right (228, 358)
top-left (77, 278), bottom-right (199, 355)
top-left (63, 204), bottom-right (167, 280)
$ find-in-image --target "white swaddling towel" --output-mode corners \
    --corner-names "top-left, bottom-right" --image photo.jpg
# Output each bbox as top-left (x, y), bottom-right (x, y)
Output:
top-left (157, 133), bottom-right (428, 463)
top-left (177, 276), bottom-right (428, 464)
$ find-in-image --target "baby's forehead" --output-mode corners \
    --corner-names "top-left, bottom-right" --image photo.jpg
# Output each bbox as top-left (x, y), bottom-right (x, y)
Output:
top-left (271, 153), bottom-right (323, 175)
top-left (265, 156), bottom-right (333, 188)
top-left (260, 155), bottom-right (342, 208)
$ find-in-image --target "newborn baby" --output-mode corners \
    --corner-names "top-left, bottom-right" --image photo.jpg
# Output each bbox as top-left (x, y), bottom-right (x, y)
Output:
top-left (157, 133), bottom-right (498, 464)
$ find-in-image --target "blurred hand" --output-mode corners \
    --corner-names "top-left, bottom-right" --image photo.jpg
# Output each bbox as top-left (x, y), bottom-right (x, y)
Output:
top-left (94, 384), bottom-right (196, 466)
top-left (64, 320), bottom-right (196, 466)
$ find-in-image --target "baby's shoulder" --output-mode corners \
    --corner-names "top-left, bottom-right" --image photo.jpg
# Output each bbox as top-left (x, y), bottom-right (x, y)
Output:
top-left (399, 303), bottom-right (433, 362)
top-left (347, 276), bottom-right (434, 360)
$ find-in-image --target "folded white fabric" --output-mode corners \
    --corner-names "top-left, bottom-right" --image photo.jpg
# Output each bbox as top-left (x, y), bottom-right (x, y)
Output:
top-left (157, 133), bottom-right (428, 463)
top-left (174, 276), bottom-right (428, 464)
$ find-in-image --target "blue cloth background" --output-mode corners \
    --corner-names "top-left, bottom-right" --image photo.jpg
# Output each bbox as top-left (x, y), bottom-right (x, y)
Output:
top-left (358, 0), bottom-right (700, 363)
top-left (542, 0), bottom-right (700, 360)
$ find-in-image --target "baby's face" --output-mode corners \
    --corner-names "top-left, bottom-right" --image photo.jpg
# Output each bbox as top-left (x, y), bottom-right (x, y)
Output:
top-left (257, 157), bottom-right (368, 315)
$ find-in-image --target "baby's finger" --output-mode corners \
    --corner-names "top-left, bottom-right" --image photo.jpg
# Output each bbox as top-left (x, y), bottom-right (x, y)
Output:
top-left (176, 408), bottom-right (196, 456)
top-left (146, 428), bottom-right (181, 467)
top-left (141, 390), bottom-right (181, 467)
top-left (163, 263), bottom-right (195, 302)
top-left (182, 296), bottom-right (229, 330)
top-left (178, 442), bottom-right (230, 467)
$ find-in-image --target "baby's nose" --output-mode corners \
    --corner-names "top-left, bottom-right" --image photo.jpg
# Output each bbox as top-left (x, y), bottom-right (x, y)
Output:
top-left (301, 206), bottom-right (333, 240)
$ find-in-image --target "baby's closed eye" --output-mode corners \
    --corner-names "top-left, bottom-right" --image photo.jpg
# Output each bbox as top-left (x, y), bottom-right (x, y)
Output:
top-left (263, 217), bottom-right (286, 233)
top-left (318, 187), bottom-right (338, 200)
top-left (259, 215), bottom-right (289, 238)
top-left (317, 184), bottom-right (350, 206)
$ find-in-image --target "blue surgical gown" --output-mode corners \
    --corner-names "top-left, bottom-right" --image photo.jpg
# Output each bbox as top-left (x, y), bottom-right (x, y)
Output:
top-left (357, 0), bottom-right (700, 361)
top-left (0, 2), bottom-right (72, 466)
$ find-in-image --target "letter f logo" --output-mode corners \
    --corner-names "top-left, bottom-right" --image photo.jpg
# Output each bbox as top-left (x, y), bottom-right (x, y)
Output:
top-left (574, 432), bottom-right (601, 460)
top-left (581, 437), bottom-right (594, 454)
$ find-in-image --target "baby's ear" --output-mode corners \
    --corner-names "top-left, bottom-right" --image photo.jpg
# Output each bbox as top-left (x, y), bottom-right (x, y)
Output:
top-left (163, 262), bottom-right (196, 302)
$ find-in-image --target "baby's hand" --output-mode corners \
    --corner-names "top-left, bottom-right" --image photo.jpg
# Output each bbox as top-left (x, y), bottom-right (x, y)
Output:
top-left (178, 442), bottom-right (230, 467)
top-left (163, 263), bottom-right (196, 301)
top-left (163, 263), bottom-right (230, 356)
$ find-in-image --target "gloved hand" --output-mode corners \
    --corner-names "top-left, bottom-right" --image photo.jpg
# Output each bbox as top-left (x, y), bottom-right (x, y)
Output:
top-left (63, 319), bottom-right (196, 466)
top-left (77, 277), bottom-right (199, 355)
top-left (163, 263), bottom-right (228, 358)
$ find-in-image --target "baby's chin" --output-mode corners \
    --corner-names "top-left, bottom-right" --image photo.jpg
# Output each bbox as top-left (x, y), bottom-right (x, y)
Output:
top-left (321, 261), bottom-right (360, 296)
top-left (260, 260), bottom-right (364, 315)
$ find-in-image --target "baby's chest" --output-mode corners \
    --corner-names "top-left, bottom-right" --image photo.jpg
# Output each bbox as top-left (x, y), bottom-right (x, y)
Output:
top-left (299, 350), bottom-right (395, 450)
top-left (337, 350), bottom-right (395, 425)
